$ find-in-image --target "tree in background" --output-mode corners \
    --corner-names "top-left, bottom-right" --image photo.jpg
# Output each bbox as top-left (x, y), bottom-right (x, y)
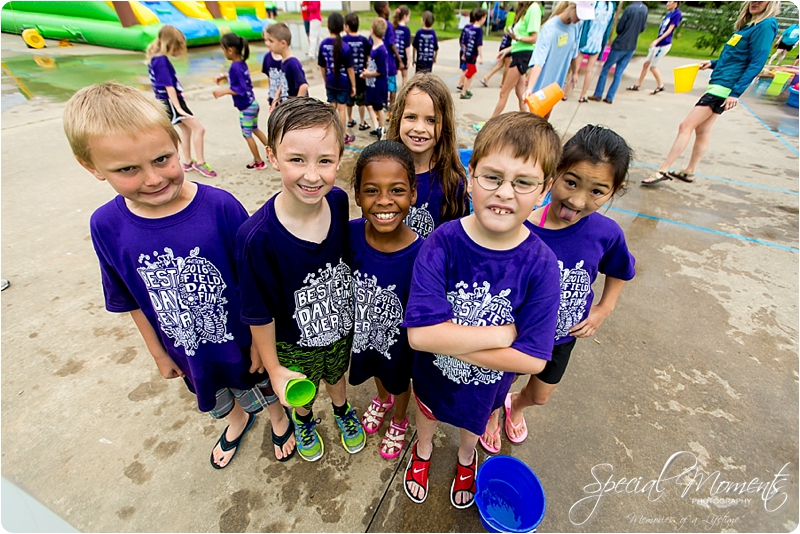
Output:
top-left (433, 1), bottom-right (456, 30)
top-left (693, 1), bottom-right (739, 55)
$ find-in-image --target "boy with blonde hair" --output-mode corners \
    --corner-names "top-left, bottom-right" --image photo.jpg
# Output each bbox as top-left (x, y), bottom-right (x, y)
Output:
top-left (403, 112), bottom-right (561, 508)
top-left (63, 82), bottom-right (296, 467)
top-left (236, 97), bottom-right (365, 462)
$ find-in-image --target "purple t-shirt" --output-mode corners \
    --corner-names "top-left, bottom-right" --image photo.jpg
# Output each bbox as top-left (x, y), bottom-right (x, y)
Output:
top-left (526, 211), bottom-right (635, 344)
top-left (228, 60), bottom-right (255, 110)
top-left (403, 220), bottom-right (560, 435)
top-left (395, 24), bottom-right (412, 62)
top-left (262, 52), bottom-right (286, 102)
top-left (343, 34), bottom-right (370, 75)
top-left (657, 9), bottom-right (682, 46)
top-left (318, 37), bottom-right (354, 92)
top-left (280, 56), bottom-right (308, 97)
top-left (348, 219), bottom-right (424, 395)
top-left (384, 22), bottom-right (398, 76)
top-left (365, 44), bottom-right (389, 105)
top-left (404, 169), bottom-right (468, 238)
top-left (148, 55), bottom-right (183, 100)
top-left (89, 184), bottom-right (260, 412)
top-left (235, 187), bottom-right (353, 349)
top-left (413, 28), bottom-right (439, 70)
top-left (461, 24), bottom-right (483, 63)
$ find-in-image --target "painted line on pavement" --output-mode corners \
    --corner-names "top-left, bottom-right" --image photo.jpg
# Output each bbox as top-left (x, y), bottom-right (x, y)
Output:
top-left (607, 206), bottom-right (798, 253)
top-left (630, 161), bottom-right (798, 196)
top-left (738, 101), bottom-right (799, 157)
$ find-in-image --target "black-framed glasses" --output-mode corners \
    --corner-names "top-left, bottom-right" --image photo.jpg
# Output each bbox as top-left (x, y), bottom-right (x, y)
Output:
top-left (474, 174), bottom-right (544, 194)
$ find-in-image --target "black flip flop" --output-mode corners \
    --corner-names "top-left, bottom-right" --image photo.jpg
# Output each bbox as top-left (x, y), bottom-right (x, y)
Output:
top-left (272, 407), bottom-right (296, 462)
top-left (668, 170), bottom-right (695, 183)
top-left (651, 86), bottom-right (665, 94)
top-left (346, 120), bottom-right (357, 128)
top-left (210, 412), bottom-right (256, 469)
top-left (626, 85), bottom-right (640, 91)
top-left (640, 171), bottom-right (672, 187)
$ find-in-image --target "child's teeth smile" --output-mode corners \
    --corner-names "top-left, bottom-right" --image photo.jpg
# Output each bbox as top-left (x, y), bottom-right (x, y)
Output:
top-left (490, 207), bottom-right (512, 215)
top-left (374, 212), bottom-right (398, 220)
top-left (299, 184), bottom-right (322, 192)
top-left (410, 136), bottom-right (428, 143)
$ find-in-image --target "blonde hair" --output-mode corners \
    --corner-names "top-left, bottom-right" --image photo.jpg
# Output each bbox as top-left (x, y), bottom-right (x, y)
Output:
top-left (63, 82), bottom-right (179, 165)
top-left (145, 25), bottom-right (186, 59)
top-left (547, 1), bottom-right (573, 21)
top-left (386, 73), bottom-right (468, 221)
top-left (470, 112), bottom-right (562, 186)
top-left (371, 17), bottom-right (387, 38)
top-left (734, 1), bottom-right (780, 30)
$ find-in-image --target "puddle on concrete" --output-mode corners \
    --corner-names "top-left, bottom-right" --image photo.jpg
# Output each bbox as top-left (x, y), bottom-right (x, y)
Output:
top-left (1, 46), bottom-right (269, 111)
top-left (743, 77), bottom-right (800, 139)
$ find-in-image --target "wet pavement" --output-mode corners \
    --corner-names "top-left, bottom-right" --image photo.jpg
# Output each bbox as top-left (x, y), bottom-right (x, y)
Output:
top-left (1, 31), bottom-right (798, 533)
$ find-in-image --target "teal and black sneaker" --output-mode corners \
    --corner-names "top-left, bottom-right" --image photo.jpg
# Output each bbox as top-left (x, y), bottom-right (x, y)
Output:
top-left (292, 410), bottom-right (324, 462)
top-left (334, 402), bottom-right (366, 454)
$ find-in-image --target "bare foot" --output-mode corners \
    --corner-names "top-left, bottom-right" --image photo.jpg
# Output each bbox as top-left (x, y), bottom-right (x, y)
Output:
top-left (211, 416), bottom-right (249, 468)
top-left (481, 409), bottom-right (502, 451)
top-left (271, 413), bottom-right (296, 461)
top-left (507, 392), bottom-right (528, 441)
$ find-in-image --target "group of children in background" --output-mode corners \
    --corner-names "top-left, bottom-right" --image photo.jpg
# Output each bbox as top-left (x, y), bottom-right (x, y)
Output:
top-left (75, 3), bottom-right (636, 513)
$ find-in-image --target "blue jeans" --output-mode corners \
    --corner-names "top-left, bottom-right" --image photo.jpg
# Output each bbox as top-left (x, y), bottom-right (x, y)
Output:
top-left (593, 48), bottom-right (635, 102)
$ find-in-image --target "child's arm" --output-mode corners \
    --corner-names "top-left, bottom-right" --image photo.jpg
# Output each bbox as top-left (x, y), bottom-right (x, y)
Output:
top-left (569, 276), bottom-right (626, 338)
top-left (407, 322), bottom-right (516, 356)
top-left (319, 65), bottom-right (327, 79)
top-left (213, 87), bottom-right (237, 99)
top-left (477, 44), bottom-right (483, 64)
top-left (524, 64), bottom-right (543, 95)
top-left (250, 322), bottom-right (305, 406)
top-left (412, 46), bottom-right (418, 65)
top-left (130, 309), bottom-right (185, 379)
top-left (347, 66), bottom-right (356, 96)
top-left (446, 346), bottom-right (547, 376)
top-left (297, 83), bottom-right (309, 97)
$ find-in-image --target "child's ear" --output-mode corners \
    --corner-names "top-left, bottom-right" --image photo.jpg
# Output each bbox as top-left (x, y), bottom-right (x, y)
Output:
top-left (354, 189), bottom-right (362, 207)
top-left (76, 157), bottom-right (106, 182)
top-left (467, 167), bottom-right (475, 195)
top-left (410, 184), bottom-right (418, 205)
top-left (266, 147), bottom-right (280, 171)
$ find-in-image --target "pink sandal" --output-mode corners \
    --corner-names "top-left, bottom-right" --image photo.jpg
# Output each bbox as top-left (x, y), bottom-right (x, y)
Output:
top-left (478, 417), bottom-right (501, 454)
top-left (362, 394), bottom-right (394, 434)
top-left (503, 392), bottom-right (528, 444)
top-left (379, 418), bottom-right (408, 459)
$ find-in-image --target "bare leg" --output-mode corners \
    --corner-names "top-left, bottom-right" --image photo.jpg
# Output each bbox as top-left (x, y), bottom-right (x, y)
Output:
top-left (245, 137), bottom-right (262, 162)
top-left (506, 377), bottom-right (558, 441)
top-left (514, 72), bottom-right (528, 110)
top-left (377, 109), bottom-right (386, 129)
top-left (322, 377), bottom-right (347, 407)
top-left (346, 105), bottom-right (354, 122)
top-left (336, 103), bottom-right (347, 132)
top-left (652, 66), bottom-right (664, 88)
top-left (181, 117), bottom-right (206, 164)
top-left (374, 377), bottom-right (392, 404)
top-left (683, 113), bottom-right (720, 174)
top-left (175, 121), bottom-right (193, 164)
top-left (657, 105), bottom-right (716, 173)
top-left (253, 128), bottom-right (268, 148)
top-left (579, 53), bottom-right (599, 99)
top-left (358, 105), bottom-right (367, 124)
top-left (483, 57), bottom-right (505, 84)
top-left (491, 66), bottom-right (522, 117)
top-left (454, 429), bottom-right (479, 506)
top-left (636, 60), bottom-right (651, 87)
top-left (210, 400), bottom-right (248, 468)
top-left (266, 401), bottom-right (296, 459)
top-left (368, 106), bottom-right (378, 129)
top-left (407, 413), bottom-right (437, 500)
top-left (499, 56), bottom-right (511, 87)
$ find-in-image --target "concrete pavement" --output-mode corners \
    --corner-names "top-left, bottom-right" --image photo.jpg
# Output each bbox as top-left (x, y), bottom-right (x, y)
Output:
top-left (1, 32), bottom-right (798, 532)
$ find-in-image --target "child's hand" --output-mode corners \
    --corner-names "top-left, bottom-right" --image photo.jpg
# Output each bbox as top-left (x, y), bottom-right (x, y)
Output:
top-left (214, 73), bottom-right (227, 85)
top-left (153, 353), bottom-right (185, 379)
top-left (269, 365), bottom-right (308, 407)
top-left (478, 58), bottom-right (483, 65)
top-left (569, 306), bottom-right (611, 338)
top-left (495, 323), bottom-right (518, 348)
top-left (249, 344), bottom-right (265, 374)
top-left (699, 60), bottom-right (713, 70)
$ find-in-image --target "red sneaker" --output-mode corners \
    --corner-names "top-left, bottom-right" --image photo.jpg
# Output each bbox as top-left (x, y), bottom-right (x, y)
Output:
top-left (404, 440), bottom-right (431, 503)
top-left (450, 448), bottom-right (477, 509)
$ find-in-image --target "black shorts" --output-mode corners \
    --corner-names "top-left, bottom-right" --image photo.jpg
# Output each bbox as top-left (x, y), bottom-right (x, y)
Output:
top-left (348, 77), bottom-right (367, 107)
top-left (696, 93), bottom-right (727, 115)
top-left (368, 101), bottom-right (385, 112)
top-left (535, 339), bottom-right (577, 385)
top-left (161, 96), bottom-right (193, 125)
top-left (509, 50), bottom-right (533, 75)
top-left (777, 40), bottom-right (795, 51)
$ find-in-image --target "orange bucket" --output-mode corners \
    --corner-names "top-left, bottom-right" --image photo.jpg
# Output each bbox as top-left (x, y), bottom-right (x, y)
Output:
top-left (673, 64), bottom-right (700, 93)
top-left (525, 83), bottom-right (564, 117)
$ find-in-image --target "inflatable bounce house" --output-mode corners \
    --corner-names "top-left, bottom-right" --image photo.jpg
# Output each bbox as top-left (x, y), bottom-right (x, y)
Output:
top-left (1, 2), bottom-right (272, 51)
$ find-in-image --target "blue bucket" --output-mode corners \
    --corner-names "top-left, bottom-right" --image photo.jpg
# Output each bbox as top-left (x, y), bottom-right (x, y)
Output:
top-left (475, 455), bottom-right (546, 533)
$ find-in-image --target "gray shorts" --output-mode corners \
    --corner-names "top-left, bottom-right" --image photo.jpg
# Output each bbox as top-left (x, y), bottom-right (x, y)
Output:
top-left (645, 44), bottom-right (672, 68)
top-left (210, 378), bottom-right (278, 419)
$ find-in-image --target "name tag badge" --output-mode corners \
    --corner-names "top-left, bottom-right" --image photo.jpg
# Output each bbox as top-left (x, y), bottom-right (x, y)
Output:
top-left (557, 33), bottom-right (568, 47)
top-left (727, 34), bottom-right (742, 47)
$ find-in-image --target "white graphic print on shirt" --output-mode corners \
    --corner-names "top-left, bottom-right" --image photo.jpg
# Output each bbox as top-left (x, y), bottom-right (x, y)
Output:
top-left (365, 56), bottom-right (377, 88)
top-left (404, 202), bottom-right (435, 237)
top-left (352, 271), bottom-right (403, 358)
top-left (293, 260), bottom-right (354, 347)
top-left (556, 259), bottom-right (591, 338)
top-left (137, 247), bottom-right (233, 356)
top-left (433, 281), bottom-right (515, 385)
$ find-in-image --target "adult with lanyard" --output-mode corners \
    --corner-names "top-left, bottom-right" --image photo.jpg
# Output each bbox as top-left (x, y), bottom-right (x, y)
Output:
top-left (575, 1), bottom-right (616, 103)
top-left (588, 0), bottom-right (648, 104)
top-left (768, 22), bottom-right (799, 65)
top-left (642, 1), bottom-right (779, 186)
top-left (627, 1), bottom-right (681, 94)
top-left (490, 2), bottom-right (543, 117)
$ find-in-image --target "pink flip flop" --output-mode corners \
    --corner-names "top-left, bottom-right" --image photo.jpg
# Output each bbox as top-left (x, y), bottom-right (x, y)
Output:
top-left (478, 418), bottom-right (501, 454)
top-left (503, 392), bottom-right (528, 444)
